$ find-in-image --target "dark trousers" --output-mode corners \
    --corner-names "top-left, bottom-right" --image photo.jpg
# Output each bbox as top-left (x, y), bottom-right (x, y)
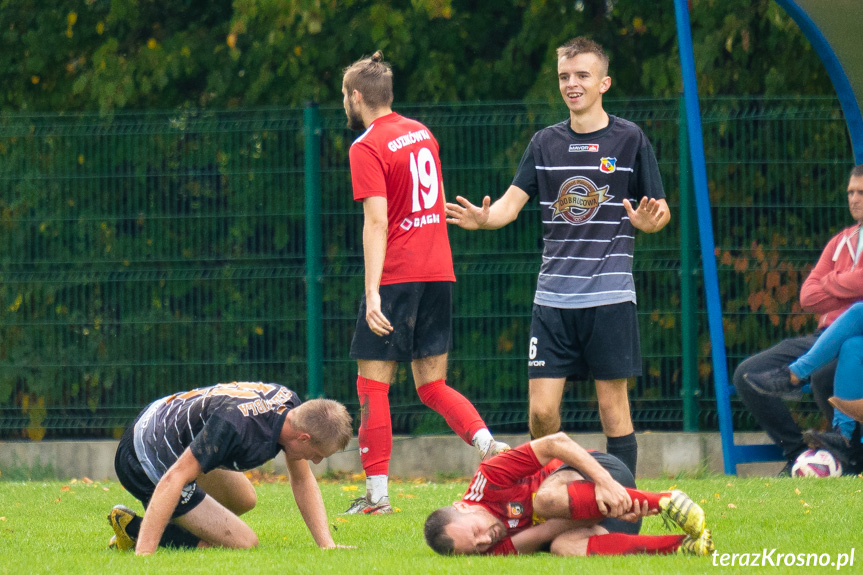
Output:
top-left (732, 333), bottom-right (835, 461)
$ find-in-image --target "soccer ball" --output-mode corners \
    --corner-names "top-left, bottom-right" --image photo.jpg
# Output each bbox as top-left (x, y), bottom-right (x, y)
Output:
top-left (791, 448), bottom-right (842, 477)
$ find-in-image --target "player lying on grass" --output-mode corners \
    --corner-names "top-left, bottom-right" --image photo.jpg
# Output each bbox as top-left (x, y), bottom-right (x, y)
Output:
top-left (424, 432), bottom-right (713, 556)
top-left (107, 382), bottom-right (353, 555)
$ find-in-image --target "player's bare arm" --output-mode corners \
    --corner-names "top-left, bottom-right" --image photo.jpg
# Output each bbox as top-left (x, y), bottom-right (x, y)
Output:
top-left (136, 448), bottom-right (202, 555)
top-left (361, 196), bottom-right (392, 336)
top-left (507, 501), bottom-right (654, 555)
top-left (445, 185), bottom-right (529, 230)
top-left (285, 457), bottom-right (346, 549)
top-left (530, 432), bottom-right (631, 517)
top-left (509, 518), bottom-right (587, 554)
top-left (622, 197), bottom-right (670, 233)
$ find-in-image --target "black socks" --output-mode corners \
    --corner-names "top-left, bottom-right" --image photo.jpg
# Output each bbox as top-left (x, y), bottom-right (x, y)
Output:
top-left (606, 432), bottom-right (637, 475)
top-left (125, 514), bottom-right (200, 549)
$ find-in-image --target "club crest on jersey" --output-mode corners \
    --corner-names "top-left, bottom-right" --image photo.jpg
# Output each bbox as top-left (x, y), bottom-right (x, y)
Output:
top-left (506, 502), bottom-right (524, 518)
top-left (569, 143), bottom-right (599, 153)
top-left (600, 157), bottom-right (617, 173)
top-left (549, 176), bottom-right (613, 225)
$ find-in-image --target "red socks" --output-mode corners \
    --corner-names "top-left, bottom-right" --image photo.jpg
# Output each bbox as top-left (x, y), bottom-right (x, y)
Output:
top-left (357, 376), bottom-right (392, 476)
top-left (586, 533), bottom-right (686, 556)
top-left (416, 379), bottom-right (486, 444)
top-left (357, 377), bottom-right (488, 473)
top-left (567, 480), bottom-right (664, 519)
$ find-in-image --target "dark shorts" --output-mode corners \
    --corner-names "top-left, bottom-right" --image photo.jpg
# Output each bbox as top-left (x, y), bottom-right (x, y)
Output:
top-left (527, 302), bottom-right (642, 380)
top-left (349, 281), bottom-right (453, 362)
top-left (114, 422), bottom-right (206, 518)
top-left (553, 451), bottom-right (641, 535)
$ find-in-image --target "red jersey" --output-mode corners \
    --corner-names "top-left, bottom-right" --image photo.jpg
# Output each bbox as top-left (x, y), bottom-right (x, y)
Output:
top-left (800, 224), bottom-right (863, 328)
top-left (349, 112), bottom-right (456, 285)
top-left (461, 443), bottom-right (563, 535)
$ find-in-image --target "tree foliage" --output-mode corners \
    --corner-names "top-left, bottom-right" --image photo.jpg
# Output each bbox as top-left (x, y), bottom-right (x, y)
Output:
top-left (0, 1), bottom-right (850, 438)
top-left (1, 0), bottom-right (832, 114)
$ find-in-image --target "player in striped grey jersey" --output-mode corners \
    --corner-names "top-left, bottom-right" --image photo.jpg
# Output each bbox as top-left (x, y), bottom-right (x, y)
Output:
top-left (108, 382), bottom-right (353, 555)
top-left (446, 37), bottom-right (669, 475)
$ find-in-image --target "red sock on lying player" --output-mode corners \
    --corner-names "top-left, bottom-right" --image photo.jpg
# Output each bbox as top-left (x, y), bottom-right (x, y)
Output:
top-left (586, 533), bottom-right (686, 556)
top-left (567, 480), bottom-right (664, 519)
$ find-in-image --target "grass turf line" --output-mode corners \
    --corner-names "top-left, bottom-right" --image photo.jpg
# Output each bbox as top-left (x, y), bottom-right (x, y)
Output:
top-left (0, 475), bottom-right (860, 574)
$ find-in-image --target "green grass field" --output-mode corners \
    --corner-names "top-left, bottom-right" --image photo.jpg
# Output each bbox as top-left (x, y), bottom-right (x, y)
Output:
top-left (0, 474), bottom-right (861, 574)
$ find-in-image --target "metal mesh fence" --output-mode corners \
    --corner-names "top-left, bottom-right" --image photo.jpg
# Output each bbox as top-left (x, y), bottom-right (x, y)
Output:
top-left (0, 97), bottom-right (853, 439)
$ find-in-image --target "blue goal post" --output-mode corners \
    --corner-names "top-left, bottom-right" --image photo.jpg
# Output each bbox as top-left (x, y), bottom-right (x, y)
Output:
top-left (673, 0), bottom-right (863, 474)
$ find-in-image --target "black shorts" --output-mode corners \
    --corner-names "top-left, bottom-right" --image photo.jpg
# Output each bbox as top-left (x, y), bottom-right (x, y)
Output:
top-left (527, 302), bottom-right (642, 380)
top-left (349, 281), bottom-right (453, 362)
top-left (554, 451), bottom-right (641, 535)
top-left (114, 422), bottom-right (206, 518)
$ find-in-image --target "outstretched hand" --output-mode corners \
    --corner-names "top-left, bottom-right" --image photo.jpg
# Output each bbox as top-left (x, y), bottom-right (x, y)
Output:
top-left (445, 195), bottom-right (491, 230)
top-left (623, 197), bottom-right (667, 233)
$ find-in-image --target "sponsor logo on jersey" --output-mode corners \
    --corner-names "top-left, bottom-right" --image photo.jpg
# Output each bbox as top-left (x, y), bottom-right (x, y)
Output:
top-left (180, 483), bottom-right (197, 504)
top-left (507, 502), bottom-right (524, 518)
top-left (399, 212), bottom-right (440, 231)
top-left (600, 157), bottom-right (617, 173)
top-left (387, 129), bottom-right (431, 152)
top-left (569, 143), bottom-right (599, 152)
top-left (549, 176), bottom-right (613, 225)
top-left (508, 519), bottom-right (520, 528)
top-left (528, 360), bottom-right (546, 367)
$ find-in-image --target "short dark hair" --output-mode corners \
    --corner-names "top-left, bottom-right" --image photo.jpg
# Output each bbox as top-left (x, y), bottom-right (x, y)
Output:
top-left (849, 164), bottom-right (863, 179)
top-left (556, 37), bottom-right (609, 76)
top-left (424, 506), bottom-right (460, 555)
top-left (342, 50), bottom-right (394, 110)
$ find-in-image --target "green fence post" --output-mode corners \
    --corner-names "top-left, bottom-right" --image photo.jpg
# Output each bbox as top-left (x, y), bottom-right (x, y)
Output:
top-left (304, 102), bottom-right (324, 398)
top-left (679, 95), bottom-right (699, 431)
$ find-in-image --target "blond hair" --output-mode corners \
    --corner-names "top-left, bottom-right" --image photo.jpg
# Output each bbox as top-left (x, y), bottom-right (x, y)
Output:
top-left (291, 399), bottom-right (352, 452)
top-left (342, 50), bottom-right (394, 110)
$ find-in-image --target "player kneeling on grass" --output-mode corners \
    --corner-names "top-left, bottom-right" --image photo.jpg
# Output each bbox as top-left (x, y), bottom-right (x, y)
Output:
top-left (424, 432), bottom-right (714, 557)
top-left (107, 382), bottom-right (353, 555)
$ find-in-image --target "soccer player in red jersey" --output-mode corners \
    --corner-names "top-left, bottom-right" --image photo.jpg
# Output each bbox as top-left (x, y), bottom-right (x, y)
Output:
top-left (341, 51), bottom-right (508, 515)
top-left (424, 432), bottom-right (714, 557)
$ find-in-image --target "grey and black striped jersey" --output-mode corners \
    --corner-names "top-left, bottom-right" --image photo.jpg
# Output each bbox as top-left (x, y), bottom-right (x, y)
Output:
top-left (512, 115), bottom-right (665, 309)
top-left (133, 382), bottom-right (300, 485)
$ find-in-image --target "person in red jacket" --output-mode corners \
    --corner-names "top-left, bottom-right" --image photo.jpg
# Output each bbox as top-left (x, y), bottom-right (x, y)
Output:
top-left (340, 51), bottom-right (508, 515)
top-left (423, 432), bottom-right (714, 556)
top-left (734, 164), bottom-right (863, 475)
